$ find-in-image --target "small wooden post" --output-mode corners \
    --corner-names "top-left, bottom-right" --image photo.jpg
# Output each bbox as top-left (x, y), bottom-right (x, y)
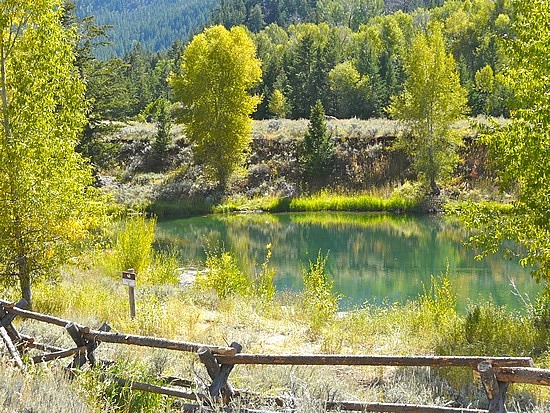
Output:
top-left (0, 325), bottom-right (24, 370)
top-left (122, 269), bottom-right (136, 319)
top-left (197, 342), bottom-right (243, 404)
top-left (86, 322), bottom-right (111, 366)
top-left (66, 322), bottom-right (88, 368)
top-left (478, 361), bottom-right (509, 413)
top-left (210, 342), bottom-right (242, 402)
top-left (1, 298), bottom-right (28, 343)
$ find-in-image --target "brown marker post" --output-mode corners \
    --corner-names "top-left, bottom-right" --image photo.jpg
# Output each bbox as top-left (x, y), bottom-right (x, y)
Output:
top-left (122, 269), bottom-right (136, 319)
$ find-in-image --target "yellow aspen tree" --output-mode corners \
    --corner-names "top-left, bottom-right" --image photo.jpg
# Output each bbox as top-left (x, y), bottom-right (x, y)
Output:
top-left (0, 0), bottom-right (104, 307)
top-left (169, 25), bottom-right (262, 188)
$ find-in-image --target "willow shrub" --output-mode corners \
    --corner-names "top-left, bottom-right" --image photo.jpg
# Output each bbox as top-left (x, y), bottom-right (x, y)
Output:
top-left (253, 243), bottom-right (276, 304)
top-left (112, 215), bottom-right (157, 276)
top-left (301, 251), bottom-right (339, 336)
top-left (197, 245), bottom-right (252, 299)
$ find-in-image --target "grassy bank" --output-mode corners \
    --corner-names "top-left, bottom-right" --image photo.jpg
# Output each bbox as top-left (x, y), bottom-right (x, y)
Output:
top-left (143, 190), bottom-right (421, 217)
top-left (210, 185), bottom-right (422, 216)
top-left (1, 230), bottom-right (549, 412)
top-left (214, 193), bottom-right (417, 214)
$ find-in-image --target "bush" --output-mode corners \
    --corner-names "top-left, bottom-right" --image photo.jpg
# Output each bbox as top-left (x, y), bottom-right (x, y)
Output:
top-left (253, 243), bottom-right (276, 303)
top-left (197, 245), bottom-right (252, 299)
top-left (437, 301), bottom-right (542, 357)
top-left (301, 251), bottom-right (339, 335)
top-left (112, 215), bottom-right (157, 276)
top-left (82, 357), bottom-right (173, 412)
top-left (147, 247), bottom-right (180, 285)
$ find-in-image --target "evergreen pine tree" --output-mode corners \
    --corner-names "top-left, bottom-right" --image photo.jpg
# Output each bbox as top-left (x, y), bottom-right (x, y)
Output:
top-left (301, 100), bottom-right (334, 186)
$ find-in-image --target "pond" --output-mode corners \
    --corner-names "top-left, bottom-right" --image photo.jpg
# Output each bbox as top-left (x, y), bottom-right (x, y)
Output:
top-left (155, 212), bottom-right (540, 311)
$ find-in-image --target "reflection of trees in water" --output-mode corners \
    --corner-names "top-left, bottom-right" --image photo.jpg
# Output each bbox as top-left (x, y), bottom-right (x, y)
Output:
top-left (155, 213), bottom-right (538, 309)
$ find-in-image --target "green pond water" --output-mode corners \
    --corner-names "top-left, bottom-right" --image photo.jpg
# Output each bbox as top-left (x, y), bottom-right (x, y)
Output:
top-left (155, 212), bottom-right (540, 311)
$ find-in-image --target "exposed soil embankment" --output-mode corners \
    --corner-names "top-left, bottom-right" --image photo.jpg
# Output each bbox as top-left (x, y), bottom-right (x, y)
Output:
top-left (94, 119), bottom-right (485, 214)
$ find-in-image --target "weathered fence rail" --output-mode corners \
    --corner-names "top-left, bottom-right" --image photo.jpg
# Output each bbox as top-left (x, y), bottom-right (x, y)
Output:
top-left (1, 298), bottom-right (549, 413)
top-left (214, 353), bottom-right (534, 368)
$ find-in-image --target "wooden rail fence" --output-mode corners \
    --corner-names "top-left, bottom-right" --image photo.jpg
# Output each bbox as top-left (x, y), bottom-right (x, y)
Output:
top-left (1, 297), bottom-right (549, 413)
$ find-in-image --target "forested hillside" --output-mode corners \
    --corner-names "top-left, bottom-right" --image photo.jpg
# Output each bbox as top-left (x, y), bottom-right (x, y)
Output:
top-left (75, 0), bottom-right (215, 58)
top-left (82, 0), bottom-right (510, 122)
top-left (75, 0), bottom-right (447, 58)
top-left (211, 0), bottom-right (445, 31)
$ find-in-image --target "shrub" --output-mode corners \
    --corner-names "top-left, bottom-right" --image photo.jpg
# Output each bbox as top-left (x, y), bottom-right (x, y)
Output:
top-left (301, 251), bottom-right (339, 335)
top-left (437, 301), bottom-right (542, 358)
top-left (197, 245), bottom-right (252, 299)
top-left (82, 356), bottom-right (173, 412)
top-left (418, 274), bottom-right (457, 328)
top-left (112, 214), bottom-right (157, 276)
top-left (147, 247), bottom-right (180, 285)
top-left (253, 243), bottom-right (276, 303)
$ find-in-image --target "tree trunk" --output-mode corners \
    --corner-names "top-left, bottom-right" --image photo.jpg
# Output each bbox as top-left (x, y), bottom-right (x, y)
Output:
top-left (18, 255), bottom-right (32, 309)
top-left (19, 273), bottom-right (32, 310)
top-left (430, 178), bottom-right (440, 195)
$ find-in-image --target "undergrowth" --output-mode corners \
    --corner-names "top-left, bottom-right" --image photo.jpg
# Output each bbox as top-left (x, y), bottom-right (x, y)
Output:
top-left (215, 187), bottom-right (421, 214)
top-left (1, 240), bottom-right (549, 412)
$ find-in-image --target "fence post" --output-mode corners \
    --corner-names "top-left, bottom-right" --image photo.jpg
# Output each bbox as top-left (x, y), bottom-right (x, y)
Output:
top-left (86, 322), bottom-right (111, 366)
top-left (0, 325), bottom-right (24, 370)
top-left (0, 298), bottom-right (29, 369)
top-left (210, 342), bottom-right (242, 402)
top-left (66, 322), bottom-right (111, 368)
top-left (1, 298), bottom-right (28, 343)
top-left (122, 269), bottom-right (137, 319)
top-left (66, 322), bottom-right (88, 368)
top-left (478, 361), bottom-right (509, 413)
top-left (197, 342), bottom-right (243, 404)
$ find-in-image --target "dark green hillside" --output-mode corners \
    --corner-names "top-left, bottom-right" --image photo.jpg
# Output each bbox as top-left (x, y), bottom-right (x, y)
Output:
top-left (75, 0), bottom-right (216, 58)
top-left (210, 0), bottom-right (446, 32)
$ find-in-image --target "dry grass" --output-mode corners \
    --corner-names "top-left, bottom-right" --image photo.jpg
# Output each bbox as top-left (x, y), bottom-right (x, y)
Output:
top-left (1, 248), bottom-right (549, 412)
top-left (0, 360), bottom-right (97, 413)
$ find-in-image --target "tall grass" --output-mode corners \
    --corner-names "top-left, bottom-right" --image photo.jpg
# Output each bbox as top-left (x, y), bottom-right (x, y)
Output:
top-left (215, 188), bottom-right (420, 214)
top-left (4, 238), bottom-right (550, 412)
top-left (0, 361), bottom-right (97, 413)
top-left (301, 251), bottom-right (339, 336)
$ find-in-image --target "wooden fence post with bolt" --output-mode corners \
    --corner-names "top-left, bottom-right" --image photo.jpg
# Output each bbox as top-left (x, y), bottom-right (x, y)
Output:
top-left (122, 268), bottom-right (137, 319)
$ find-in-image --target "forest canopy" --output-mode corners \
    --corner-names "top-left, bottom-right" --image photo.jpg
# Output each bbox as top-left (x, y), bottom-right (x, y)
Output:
top-left (78, 0), bottom-right (513, 121)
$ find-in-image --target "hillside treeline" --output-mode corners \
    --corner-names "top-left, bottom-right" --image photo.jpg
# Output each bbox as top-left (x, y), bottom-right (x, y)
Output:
top-left (75, 0), bottom-right (444, 58)
top-left (82, 0), bottom-right (511, 123)
top-left (75, 0), bottom-right (216, 59)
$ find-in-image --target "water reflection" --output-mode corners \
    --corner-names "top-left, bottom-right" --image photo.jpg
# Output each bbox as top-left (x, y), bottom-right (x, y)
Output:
top-left (155, 212), bottom-right (539, 310)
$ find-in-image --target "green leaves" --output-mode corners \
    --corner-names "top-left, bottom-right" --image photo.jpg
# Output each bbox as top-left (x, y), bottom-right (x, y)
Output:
top-left (388, 23), bottom-right (468, 192)
top-left (458, 0), bottom-right (550, 285)
top-left (169, 25), bottom-right (262, 187)
top-left (0, 0), bottom-right (104, 305)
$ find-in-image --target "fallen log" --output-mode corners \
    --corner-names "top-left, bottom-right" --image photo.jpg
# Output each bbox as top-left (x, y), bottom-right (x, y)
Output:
top-left (0, 325), bottom-right (24, 370)
top-left (112, 376), bottom-right (207, 402)
top-left (0, 301), bottom-right (236, 356)
top-left (325, 401), bottom-right (487, 412)
top-left (82, 330), bottom-right (237, 356)
top-left (0, 301), bottom-right (78, 328)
